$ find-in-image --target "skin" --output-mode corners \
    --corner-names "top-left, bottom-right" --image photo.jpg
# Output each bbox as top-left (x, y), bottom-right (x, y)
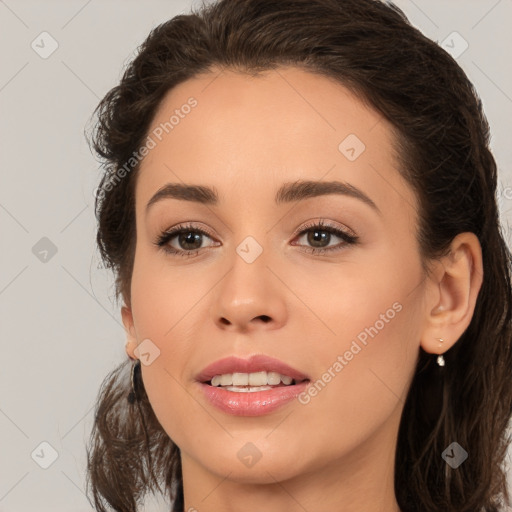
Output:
top-left (121, 66), bottom-right (483, 512)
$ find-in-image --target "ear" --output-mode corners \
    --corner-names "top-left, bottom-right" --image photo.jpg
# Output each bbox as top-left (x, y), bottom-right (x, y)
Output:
top-left (420, 232), bottom-right (483, 356)
top-left (121, 305), bottom-right (138, 360)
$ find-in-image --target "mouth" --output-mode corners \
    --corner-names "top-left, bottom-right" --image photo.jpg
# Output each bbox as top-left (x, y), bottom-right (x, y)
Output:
top-left (196, 354), bottom-right (310, 390)
top-left (204, 370), bottom-right (310, 392)
top-left (195, 354), bottom-right (311, 415)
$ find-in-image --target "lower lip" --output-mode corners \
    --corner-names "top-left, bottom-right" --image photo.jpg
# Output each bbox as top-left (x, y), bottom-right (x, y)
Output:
top-left (198, 381), bottom-right (309, 416)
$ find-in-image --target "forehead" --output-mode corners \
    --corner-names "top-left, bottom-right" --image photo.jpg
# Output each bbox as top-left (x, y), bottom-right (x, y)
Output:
top-left (135, 66), bottom-right (414, 216)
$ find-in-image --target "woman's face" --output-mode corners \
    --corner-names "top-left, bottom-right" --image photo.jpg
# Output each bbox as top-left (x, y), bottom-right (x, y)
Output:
top-left (123, 66), bottom-right (429, 486)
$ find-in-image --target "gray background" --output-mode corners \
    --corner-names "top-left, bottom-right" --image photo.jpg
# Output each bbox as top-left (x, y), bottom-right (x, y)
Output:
top-left (1, 1), bottom-right (511, 511)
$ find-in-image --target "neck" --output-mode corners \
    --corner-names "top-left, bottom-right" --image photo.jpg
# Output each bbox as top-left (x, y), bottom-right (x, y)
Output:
top-left (179, 404), bottom-right (403, 512)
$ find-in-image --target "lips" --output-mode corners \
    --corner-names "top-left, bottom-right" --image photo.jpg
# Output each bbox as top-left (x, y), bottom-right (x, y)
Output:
top-left (195, 354), bottom-right (310, 384)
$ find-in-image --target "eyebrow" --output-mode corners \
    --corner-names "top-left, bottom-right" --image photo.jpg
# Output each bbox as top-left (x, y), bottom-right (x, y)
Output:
top-left (145, 180), bottom-right (380, 214)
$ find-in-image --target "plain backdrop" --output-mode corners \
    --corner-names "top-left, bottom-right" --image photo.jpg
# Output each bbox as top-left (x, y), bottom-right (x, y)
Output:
top-left (1, 1), bottom-right (511, 511)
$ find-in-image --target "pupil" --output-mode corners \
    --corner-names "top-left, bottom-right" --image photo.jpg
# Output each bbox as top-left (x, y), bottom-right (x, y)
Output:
top-left (180, 232), bottom-right (201, 249)
top-left (309, 230), bottom-right (329, 247)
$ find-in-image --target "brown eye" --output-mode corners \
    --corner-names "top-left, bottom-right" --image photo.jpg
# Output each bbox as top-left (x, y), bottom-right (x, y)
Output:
top-left (154, 223), bottom-right (219, 257)
top-left (292, 221), bottom-right (358, 255)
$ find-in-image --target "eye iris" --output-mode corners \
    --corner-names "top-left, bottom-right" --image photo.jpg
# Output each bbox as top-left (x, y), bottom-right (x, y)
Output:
top-left (179, 231), bottom-right (202, 250)
top-left (308, 229), bottom-right (330, 247)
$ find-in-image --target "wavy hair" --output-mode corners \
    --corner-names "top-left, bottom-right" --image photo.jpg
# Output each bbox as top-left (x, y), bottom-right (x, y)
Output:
top-left (85, 0), bottom-right (512, 510)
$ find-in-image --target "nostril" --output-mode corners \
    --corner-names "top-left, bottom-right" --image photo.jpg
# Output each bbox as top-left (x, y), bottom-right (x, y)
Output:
top-left (258, 315), bottom-right (271, 323)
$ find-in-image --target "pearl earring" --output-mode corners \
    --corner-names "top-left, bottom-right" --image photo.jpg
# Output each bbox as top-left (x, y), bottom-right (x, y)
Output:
top-left (436, 338), bottom-right (445, 367)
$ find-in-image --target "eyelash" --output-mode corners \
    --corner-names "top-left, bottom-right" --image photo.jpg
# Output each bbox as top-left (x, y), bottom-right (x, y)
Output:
top-left (153, 220), bottom-right (359, 258)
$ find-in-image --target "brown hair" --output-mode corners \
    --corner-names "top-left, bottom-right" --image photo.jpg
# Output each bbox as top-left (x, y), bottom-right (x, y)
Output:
top-left (85, 0), bottom-right (512, 510)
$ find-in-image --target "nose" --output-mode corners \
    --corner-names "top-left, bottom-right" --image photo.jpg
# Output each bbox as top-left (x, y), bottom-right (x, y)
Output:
top-left (212, 251), bottom-right (288, 333)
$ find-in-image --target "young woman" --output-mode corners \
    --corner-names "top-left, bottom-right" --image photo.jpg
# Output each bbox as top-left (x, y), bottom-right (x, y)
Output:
top-left (85, 0), bottom-right (512, 510)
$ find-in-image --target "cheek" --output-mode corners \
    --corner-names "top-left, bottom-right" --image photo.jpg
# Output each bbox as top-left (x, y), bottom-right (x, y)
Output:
top-left (128, 252), bottom-right (219, 446)
top-left (296, 245), bottom-right (422, 361)
top-left (130, 245), bottom-right (211, 345)
top-left (277, 288), bottom-right (422, 472)
top-left (295, 248), bottom-right (423, 428)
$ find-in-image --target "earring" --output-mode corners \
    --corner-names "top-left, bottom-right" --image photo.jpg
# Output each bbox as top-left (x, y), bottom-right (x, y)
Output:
top-left (127, 359), bottom-right (141, 404)
top-left (436, 338), bottom-right (445, 367)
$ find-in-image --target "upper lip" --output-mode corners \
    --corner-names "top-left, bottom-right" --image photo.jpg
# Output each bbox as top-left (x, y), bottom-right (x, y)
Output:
top-left (196, 354), bottom-right (310, 383)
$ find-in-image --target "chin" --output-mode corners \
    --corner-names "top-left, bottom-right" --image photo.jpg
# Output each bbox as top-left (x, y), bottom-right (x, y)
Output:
top-left (200, 449), bottom-right (305, 484)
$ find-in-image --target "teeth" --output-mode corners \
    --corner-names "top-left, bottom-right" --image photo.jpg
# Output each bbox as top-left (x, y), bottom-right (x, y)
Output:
top-left (281, 375), bottom-right (293, 385)
top-left (220, 374), bottom-right (232, 386)
top-left (249, 371), bottom-right (267, 386)
top-left (209, 371), bottom-right (297, 387)
top-left (267, 371), bottom-right (281, 385)
top-left (233, 372), bottom-right (249, 386)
